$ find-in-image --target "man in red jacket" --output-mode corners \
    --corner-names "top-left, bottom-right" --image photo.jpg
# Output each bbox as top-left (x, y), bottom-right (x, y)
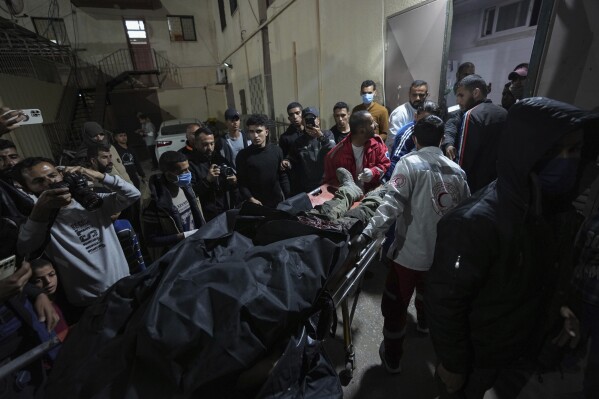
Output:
top-left (324, 110), bottom-right (389, 192)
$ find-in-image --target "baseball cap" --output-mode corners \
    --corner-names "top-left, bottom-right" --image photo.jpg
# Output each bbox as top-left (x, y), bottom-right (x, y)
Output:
top-left (302, 106), bottom-right (319, 118)
top-left (508, 67), bottom-right (528, 80)
top-left (224, 108), bottom-right (240, 120)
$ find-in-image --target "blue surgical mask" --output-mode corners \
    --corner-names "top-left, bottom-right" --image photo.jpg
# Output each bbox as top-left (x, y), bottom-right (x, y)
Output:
top-left (176, 171), bottom-right (192, 187)
top-left (361, 93), bottom-right (374, 104)
top-left (537, 158), bottom-right (579, 194)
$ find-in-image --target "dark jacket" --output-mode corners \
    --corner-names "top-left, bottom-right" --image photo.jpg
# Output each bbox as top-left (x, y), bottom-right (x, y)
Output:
top-left (426, 98), bottom-right (599, 374)
top-left (141, 175), bottom-right (206, 260)
top-left (188, 152), bottom-right (239, 221)
top-left (287, 130), bottom-right (335, 194)
top-left (278, 125), bottom-right (302, 158)
top-left (458, 99), bottom-right (507, 193)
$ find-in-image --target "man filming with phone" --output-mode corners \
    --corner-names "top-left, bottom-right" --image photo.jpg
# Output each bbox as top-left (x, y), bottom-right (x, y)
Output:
top-left (284, 106), bottom-right (335, 195)
top-left (188, 126), bottom-right (239, 221)
top-left (13, 157), bottom-right (140, 322)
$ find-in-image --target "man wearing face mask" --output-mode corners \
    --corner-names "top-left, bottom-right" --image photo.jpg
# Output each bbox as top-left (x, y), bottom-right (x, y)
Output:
top-left (388, 80), bottom-right (429, 149)
top-left (426, 98), bottom-right (599, 398)
top-left (351, 80), bottom-right (389, 143)
top-left (142, 151), bottom-right (205, 260)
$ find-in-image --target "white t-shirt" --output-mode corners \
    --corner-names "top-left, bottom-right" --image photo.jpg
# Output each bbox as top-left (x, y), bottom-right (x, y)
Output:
top-left (171, 188), bottom-right (195, 232)
top-left (352, 144), bottom-right (364, 175)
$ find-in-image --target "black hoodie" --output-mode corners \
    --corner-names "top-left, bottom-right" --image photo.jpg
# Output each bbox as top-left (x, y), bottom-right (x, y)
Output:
top-left (425, 97), bottom-right (599, 374)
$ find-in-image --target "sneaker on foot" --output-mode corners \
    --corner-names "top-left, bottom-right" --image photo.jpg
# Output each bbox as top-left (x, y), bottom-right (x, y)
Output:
top-left (379, 341), bottom-right (402, 374)
top-left (336, 167), bottom-right (363, 202)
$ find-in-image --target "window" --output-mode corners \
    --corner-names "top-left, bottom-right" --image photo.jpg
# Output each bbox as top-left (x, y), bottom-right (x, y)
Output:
top-left (480, 0), bottom-right (541, 38)
top-left (124, 19), bottom-right (148, 44)
top-left (218, 0), bottom-right (227, 31)
top-left (31, 18), bottom-right (70, 45)
top-left (229, 0), bottom-right (238, 15)
top-left (167, 16), bottom-right (197, 41)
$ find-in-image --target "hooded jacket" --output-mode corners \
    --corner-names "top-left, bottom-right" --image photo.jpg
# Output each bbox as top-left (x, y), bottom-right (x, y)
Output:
top-left (76, 122), bottom-right (132, 185)
top-left (425, 98), bottom-right (599, 374)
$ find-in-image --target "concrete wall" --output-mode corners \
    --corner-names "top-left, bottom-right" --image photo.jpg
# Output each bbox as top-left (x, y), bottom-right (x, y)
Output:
top-left (446, 3), bottom-right (537, 105)
top-left (0, 74), bottom-right (64, 158)
top-left (0, 0), bottom-right (225, 119)
top-left (212, 0), bottom-right (426, 130)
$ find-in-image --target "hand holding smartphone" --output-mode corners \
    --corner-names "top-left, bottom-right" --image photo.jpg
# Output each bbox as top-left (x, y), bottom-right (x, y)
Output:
top-left (1, 109), bottom-right (43, 126)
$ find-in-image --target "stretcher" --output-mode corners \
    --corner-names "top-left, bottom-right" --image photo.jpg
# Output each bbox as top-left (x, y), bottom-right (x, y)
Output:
top-left (308, 184), bottom-right (385, 383)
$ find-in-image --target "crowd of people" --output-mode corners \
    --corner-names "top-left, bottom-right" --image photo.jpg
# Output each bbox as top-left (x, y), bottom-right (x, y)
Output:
top-left (0, 58), bottom-right (598, 398)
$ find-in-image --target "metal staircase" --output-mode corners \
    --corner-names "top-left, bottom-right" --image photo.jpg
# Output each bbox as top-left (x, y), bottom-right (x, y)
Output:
top-left (98, 48), bottom-right (182, 90)
top-left (0, 17), bottom-right (183, 159)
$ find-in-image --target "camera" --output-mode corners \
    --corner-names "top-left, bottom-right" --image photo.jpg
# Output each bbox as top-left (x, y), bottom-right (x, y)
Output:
top-left (219, 164), bottom-right (235, 177)
top-left (305, 116), bottom-right (316, 128)
top-left (50, 172), bottom-right (104, 211)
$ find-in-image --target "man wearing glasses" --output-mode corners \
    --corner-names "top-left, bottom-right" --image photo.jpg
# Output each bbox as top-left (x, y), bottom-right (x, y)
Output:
top-left (388, 80), bottom-right (429, 149)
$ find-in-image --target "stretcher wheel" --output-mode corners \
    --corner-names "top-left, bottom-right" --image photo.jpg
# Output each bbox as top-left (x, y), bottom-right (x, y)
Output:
top-left (339, 365), bottom-right (353, 386)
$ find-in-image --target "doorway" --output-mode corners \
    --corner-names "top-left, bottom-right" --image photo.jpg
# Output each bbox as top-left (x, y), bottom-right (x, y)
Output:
top-left (123, 19), bottom-right (155, 71)
top-left (384, 0), bottom-right (452, 110)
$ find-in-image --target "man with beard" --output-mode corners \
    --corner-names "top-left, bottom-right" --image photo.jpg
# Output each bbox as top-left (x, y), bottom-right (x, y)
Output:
top-left (452, 74), bottom-right (507, 193)
top-left (188, 127), bottom-right (238, 221)
top-left (76, 122), bottom-right (133, 185)
top-left (323, 110), bottom-right (389, 193)
top-left (388, 80), bottom-right (429, 149)
top-left (0, 139), bottom-right (22, 175)
top-left (14, 157), bottom-right (140, 318)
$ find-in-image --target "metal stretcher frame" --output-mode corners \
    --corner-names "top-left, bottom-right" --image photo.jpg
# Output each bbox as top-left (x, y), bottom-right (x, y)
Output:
top-left (307, 183), bottom-right (386, 381)
top-left (323, 236), bottom-right (385, 383)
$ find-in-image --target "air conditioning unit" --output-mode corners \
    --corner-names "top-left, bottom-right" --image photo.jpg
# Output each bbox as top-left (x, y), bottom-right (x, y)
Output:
top-left (216, 66), bottom-right (228, 85)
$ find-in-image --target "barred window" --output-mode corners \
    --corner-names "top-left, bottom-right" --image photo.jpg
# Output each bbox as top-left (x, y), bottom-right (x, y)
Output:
top-left (167, 16), bottom-right (197, 42)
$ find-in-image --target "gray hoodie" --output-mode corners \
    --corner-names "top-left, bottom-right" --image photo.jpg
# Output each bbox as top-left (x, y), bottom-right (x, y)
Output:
top-left (18, 175), bottom-right (141, 306)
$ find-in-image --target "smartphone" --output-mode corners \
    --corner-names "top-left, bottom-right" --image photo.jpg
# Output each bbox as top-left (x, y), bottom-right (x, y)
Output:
top-left (17, 109), bottom-right (44, 125)
top-left (0, 255), bottom-right (16, 280)
top-left (305, 116), bottom-right (316, 128)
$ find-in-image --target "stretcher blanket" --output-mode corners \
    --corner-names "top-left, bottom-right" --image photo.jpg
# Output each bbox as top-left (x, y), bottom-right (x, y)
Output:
top-left (46, 206), bottom-right (347, 398)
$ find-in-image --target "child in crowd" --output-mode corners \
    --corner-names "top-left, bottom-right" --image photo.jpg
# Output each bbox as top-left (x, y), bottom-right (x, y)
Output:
top-left (29, 259), bottom-right (69, 340)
